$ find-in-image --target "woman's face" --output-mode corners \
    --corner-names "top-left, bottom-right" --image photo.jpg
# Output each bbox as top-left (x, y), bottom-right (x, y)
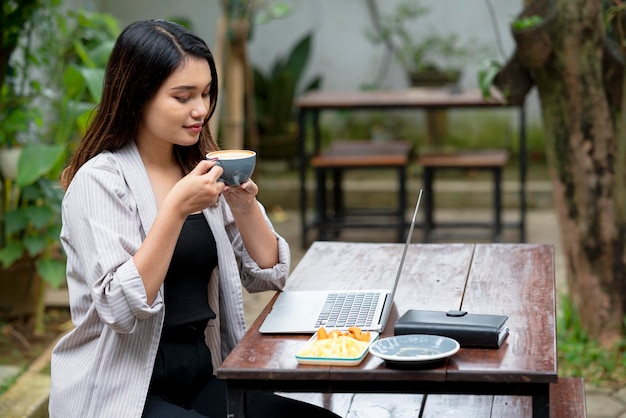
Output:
top-left (138, 57), bottom-right (212, 150)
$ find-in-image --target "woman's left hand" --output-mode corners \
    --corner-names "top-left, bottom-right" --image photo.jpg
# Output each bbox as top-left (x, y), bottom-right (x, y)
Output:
top-left (222, 179), bottom-right (279, 268)
top-left (222, 179), bottom-right (258, 214)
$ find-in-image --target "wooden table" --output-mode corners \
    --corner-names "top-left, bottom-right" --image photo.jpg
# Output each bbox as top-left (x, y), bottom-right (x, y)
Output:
top-left (217, 242), bottom-right (557, 417)
top-left (294, 88), bottom-right (527, 247)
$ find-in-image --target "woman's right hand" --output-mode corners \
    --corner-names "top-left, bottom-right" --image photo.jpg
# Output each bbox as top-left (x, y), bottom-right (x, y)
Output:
top-left (135, 159), bottom-right (224, 304)
top-left (166, 159), bottom-right (225, 217)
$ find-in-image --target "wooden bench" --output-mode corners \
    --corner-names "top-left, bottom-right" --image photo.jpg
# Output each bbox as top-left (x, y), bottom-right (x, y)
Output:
top-left (284, 376), bottom-right (586, 417)
top-left (417, 150), bottom-right (510, 242)
top-left (310, 140), bottom-right (413, 243)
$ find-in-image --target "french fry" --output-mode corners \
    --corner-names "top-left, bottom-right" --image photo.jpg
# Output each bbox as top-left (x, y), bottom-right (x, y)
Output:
top-left (354, 331), bottom-right (371, 342)
top-left (347, 326), bottom-right (362, 336)
top-left (298, 336), bottom-right (368, 358)
top-left (317, 327), bottom-right (329, 339)
top-left (328, 329), bottom-right (343, 339)
top-left (298, 326), bottom-right (372, 358)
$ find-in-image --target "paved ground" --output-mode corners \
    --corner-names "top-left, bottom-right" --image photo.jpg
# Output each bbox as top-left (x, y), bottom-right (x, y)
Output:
top-left (2, 177), bottom-right (626, 417)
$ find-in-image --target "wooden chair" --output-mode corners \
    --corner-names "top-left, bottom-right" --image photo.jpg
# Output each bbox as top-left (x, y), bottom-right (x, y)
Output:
top-left (417, 150), bottom-right (510, 242)
top-left (310, 140), bottom-right (413, 243)
top-left (286, 376), bottom-right (586, 417)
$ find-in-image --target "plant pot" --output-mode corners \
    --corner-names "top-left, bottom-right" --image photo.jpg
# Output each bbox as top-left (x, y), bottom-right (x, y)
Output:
top-left (511, 0), bottom-right (556, 69)
top-left (493, 54), bottom-right (534, 106)
top-left (0, 256), bottom-right (41, 320)
top-left (407, 70), bottom-right (461, 145)
top-left (408, 69), bottom-right (461, 88)
top-left (0, 147), bottom-right (22, 180)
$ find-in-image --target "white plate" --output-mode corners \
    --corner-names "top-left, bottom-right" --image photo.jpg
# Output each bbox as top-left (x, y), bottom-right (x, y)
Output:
top-left (369, 334), bottom-right (460, 367)
top-left (296, 332), bottom-right (379, 366)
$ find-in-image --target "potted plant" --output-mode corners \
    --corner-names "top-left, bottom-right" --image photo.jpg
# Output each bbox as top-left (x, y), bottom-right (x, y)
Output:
top-left (365, 0), bottom-right (480, 87)
top-left (477, 2), bottom-right (555, 105)
top-left (482, 54), bottom-right (533, 106)
top-left (510, 1), bottom-right (556, 70)
top-left (0, 0), bottom-right (46, 177)
top-left (477, 59), bottom-right (503, 100)
top-left (253, 32), bottom-right (322, 163)
top-left (0, 2), bottom-right (119, 326)
top-left (0, 0), bottom-right (61, 322)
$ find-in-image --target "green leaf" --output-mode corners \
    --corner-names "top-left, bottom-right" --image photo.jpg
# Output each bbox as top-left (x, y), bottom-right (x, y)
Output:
top-left (89, 40), bottom-right (115, 67)
top-left (62, 65), bottom-right (87, 99)
top-left (4, 209), bottom-right (29, 235)
top-left (304, 75), bottom-right (322, 93)
top-left (20, 183), bottom-right (45, 201)
top-left (477, 60), bottom-right (501, 99)
top-left (0, 241), bottom-right (25, 268)
top-left (25, 205), bottom-right (55, 229)
top-left (16, 144), bottom-right (66, 187)
top-left (511, 15), bottom-right (543, 31)
top-left (255, 3), bottom-right (292, 25)
top-left (253, 67), bottom-right (269, 98)
top-left (253, 32), bottom-right (322, 137)
top-left (23, 234), bottom-right (46, 257)
top-left (73, 39), bottom-right (95, 67)
top-left (76, 111), bottom-right (94, 136)
top-left (36, 257), bottom-right (66, 288)
top-left (68, 99), bottom-right (96, 118)
top-left (78, 67), bottom-right (105, 102)
top-left (45, 223), bottom-right (62, 242)
top-left (284, 33), bottom-right (312, 89)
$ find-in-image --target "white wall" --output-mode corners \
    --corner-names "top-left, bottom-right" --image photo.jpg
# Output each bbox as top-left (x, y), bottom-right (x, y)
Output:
top-left (95, 0), bottom-right (222, 47)
top-left (248, 0), bottom-right (521, 90)
top-left (90, 0), bottom-right (540, 125)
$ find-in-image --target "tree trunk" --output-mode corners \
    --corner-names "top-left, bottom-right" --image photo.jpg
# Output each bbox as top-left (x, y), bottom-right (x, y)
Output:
top-left (222, 19), bottom-right (248, 150)
top-left (209, 17), bottom-right (226, 143)
top-left (530, 0), bottom-right (626, 345)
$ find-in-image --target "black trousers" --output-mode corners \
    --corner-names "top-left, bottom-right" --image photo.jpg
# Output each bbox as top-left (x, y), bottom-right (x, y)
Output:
top-left (143, 322), bottom-right (339, 418)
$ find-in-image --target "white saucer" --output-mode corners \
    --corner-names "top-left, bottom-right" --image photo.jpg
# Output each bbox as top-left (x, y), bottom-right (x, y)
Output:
top-left (369, 334), bottom-right (460, 368)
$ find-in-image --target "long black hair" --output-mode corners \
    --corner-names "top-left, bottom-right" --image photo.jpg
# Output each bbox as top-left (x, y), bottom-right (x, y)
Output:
top-left (63, 19), bottom-right (219, 188)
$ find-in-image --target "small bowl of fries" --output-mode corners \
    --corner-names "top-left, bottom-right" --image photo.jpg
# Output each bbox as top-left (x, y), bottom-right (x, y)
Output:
top-left (295, 327), bottom-right (379, 366)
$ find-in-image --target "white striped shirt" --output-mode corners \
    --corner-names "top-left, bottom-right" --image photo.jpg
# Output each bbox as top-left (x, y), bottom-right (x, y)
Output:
top-left (49, 142), bottom-right (290, 417)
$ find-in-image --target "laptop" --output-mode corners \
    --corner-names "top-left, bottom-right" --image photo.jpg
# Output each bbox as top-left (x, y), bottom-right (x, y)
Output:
top-left (259, 189), bottom-right (423, 334)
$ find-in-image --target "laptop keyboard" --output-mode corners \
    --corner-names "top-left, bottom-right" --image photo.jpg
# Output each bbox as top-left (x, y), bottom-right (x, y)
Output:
top-left (314, 292), bottom-right (380, 329)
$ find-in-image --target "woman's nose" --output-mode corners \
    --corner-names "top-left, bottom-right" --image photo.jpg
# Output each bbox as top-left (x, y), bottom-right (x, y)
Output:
top-left (191, 97), bottom-right (209, 120)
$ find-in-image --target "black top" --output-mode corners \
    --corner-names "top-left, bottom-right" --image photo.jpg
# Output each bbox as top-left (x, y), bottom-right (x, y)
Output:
top-left (163, 213), bottom-right (218, 328)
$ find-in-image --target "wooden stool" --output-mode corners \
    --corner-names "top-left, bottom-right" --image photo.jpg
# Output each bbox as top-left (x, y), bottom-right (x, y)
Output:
top-left (288, 376), bottom-right (586, 417)
top-left (418, 150), bottom-right (510, 242)
top-left (310, 140), bottom-right (413, 242)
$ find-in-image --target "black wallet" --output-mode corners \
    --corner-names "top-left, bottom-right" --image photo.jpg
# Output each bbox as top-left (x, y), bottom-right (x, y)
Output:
top-left (394, 309), bottom-right (509, 349)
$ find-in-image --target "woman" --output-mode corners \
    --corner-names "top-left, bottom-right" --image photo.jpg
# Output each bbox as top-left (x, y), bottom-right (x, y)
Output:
top-left (49, 19), bottom-right (338, 418)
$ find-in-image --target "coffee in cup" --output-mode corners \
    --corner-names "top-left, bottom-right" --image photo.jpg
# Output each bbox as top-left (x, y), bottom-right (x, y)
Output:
top-left (206, 150), bottom-right (256, 186)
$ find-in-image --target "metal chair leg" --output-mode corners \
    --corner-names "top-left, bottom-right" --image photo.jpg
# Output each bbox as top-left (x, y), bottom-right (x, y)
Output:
top-left (315, 168), bottom-right (328, 241)
top-left (423, 167), bottom-right (434, 243)
top-left (493, 167), bottom-right (503, 242)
